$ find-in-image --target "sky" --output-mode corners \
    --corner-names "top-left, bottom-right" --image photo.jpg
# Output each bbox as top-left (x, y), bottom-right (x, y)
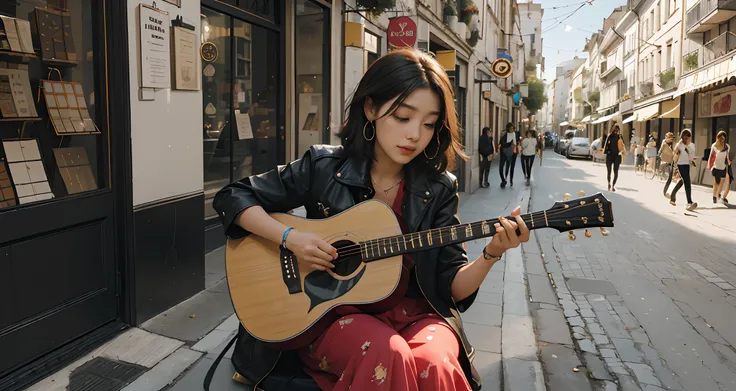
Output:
top-left (537, 0), bottom-right (627, 82)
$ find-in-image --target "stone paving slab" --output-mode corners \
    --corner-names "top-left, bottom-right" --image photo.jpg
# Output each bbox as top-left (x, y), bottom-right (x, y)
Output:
top-left (539, 344), bottom-right (592, 391)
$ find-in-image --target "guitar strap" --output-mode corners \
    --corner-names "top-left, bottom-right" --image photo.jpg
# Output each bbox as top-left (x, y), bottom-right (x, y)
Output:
top-left (203, 334), bottom-right (238, 391)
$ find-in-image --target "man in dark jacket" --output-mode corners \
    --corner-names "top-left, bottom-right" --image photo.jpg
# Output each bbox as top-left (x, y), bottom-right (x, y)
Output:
top-left (478, 127), bottom-right (494, 187)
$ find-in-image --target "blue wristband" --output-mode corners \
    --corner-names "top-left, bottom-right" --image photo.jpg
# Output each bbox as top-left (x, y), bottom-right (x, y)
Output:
top-left (281, 227), bottom-right (293, 249)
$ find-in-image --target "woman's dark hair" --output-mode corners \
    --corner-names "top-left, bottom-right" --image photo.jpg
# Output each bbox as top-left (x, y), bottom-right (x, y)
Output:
top-left (505, 122), bottom-right (515, 132)
top-left (611, 124), bottom-right (620, 134)
top-left (337, 48), bottom-right (466, 173)
top-left (679, 129), bottom-right (692, 139)
top-left (482, 126), bottom-right (491, 134)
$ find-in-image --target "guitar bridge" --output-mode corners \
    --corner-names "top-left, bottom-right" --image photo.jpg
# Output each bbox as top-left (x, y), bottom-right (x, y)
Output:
top-left (280, 247), bottom-right (302, 294)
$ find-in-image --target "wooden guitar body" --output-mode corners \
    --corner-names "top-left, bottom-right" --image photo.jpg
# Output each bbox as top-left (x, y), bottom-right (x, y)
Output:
top-left (226, 200), bottom-right (403, 344)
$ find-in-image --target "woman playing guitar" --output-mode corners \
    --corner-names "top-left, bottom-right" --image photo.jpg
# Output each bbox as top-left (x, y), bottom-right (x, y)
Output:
top-left (213, 49), bottom-right (530, 391)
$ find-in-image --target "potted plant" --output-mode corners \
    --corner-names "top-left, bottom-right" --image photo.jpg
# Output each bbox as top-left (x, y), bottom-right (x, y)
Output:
top-left (684, 51), bottom-right (698, 72)
top-left (356, 0), bottom-right (396, 16)
top-left (658, 68), bottom-right (676, 88)
top-left (467, 28), bottom-right (480, 47)
top-left (444, 1), bottom-right (458, 29)
top-left (459, 0), bottom-right (479, 25)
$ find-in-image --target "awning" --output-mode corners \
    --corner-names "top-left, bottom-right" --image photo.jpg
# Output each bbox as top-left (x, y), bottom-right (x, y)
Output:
top-left (592, 111), bottom-right (620, 124)
top-left (559, 121), bottom-right (569, 127)
top-left (622, 114), bottom-right (637, 123)
top-left (633, 104), bottom-right (659, 121)
top-left (581, 115), bottom-right (592, 123)
top-left (659, 99), bottom-right (680, 118)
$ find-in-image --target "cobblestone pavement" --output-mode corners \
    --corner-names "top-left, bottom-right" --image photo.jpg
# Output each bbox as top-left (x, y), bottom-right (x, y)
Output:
top-left (527, 152), bottom-right (736, 391)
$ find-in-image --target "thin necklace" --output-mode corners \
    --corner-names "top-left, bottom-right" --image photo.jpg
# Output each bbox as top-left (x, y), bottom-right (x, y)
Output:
top-left (371, 177), bottom-right (403, 195)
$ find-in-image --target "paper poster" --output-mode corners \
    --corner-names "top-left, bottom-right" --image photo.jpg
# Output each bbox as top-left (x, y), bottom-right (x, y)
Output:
top-left (172, 26), bottom-right (199, 90)
top-left (235, 110), bottom-right (254, 140)
top-left (139, 4), bottom-right (171, 89)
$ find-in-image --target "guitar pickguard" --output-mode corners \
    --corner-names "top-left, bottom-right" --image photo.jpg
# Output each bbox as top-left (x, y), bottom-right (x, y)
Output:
top-left (304, 265), bottom-right (367, 312)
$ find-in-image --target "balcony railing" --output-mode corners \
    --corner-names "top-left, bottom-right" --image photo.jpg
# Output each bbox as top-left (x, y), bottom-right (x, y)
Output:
top-left (683, 50), bottom-right (699, 72)
top-left (657, 67), bottom-right (677, 90)
top-left (681, 32), bottom-right (736, 74)
top-left (639, 78), bottom-right (654, 97)
top-left (686, 0), bottom-right (736, 33)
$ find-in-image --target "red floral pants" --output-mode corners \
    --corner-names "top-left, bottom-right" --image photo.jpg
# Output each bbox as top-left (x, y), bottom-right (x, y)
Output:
top-left (298, 296), bottom-right (472, 391)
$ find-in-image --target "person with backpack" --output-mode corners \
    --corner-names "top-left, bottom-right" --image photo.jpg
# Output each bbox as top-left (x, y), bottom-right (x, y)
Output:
top-left (478, 126), bottom-right (494, 188)
top-left (498, 122), bottom-right (518, 188)
top-left (670, 129), bottom-right (698, 211)
top-left (708, 130), bottom-right (731, 204)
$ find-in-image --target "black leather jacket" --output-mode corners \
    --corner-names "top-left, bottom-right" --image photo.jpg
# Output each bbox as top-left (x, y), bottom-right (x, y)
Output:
top-left (213, 145), bottom-right (481, 390)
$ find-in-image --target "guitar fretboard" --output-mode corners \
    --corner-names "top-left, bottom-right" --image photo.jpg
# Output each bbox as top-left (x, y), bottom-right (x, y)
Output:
top-left (359, 212), bottom-right (546, 262)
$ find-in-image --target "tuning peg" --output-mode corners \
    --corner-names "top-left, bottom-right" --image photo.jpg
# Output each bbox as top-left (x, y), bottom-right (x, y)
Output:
top-left (584, 229), bottom-right (592, 238)
top-left (568, 231), bottom-right (576, 241)
top-left (578, 190), bottom-right (585, 197)
top-left (564, 193), bottom-right (572, 200)
top-left (600, 228), bottom-right (609, 236)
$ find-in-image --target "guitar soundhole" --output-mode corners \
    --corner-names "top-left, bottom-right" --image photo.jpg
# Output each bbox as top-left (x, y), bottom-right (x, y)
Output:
top-left (333, 240), bottom-right (363, 277)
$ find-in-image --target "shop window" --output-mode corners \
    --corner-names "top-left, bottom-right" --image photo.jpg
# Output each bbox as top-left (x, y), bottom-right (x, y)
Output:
top-left (201, 8), bottom-right (281, 219)
top-left (295, 0), bottom-right (328, 157)
top-left (0, 1), bottom-right (108, 211)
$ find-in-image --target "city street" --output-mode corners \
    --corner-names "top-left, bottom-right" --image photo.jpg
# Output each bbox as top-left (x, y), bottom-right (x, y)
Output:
top-left (25, 152), bottom-right (736, 391)
top-left (527, 151), bottom-right (736, 391)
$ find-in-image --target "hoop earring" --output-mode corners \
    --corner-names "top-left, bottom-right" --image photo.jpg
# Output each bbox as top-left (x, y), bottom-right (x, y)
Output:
top-left (363, 120), bottom-right (375, 141)
top-left (423, 131), bottom-right (442, 160)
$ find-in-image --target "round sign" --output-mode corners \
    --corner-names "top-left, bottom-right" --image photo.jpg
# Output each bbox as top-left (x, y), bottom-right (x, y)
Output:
top-left (387, 16), bottom-right (417, 48)
top-left (200, 42), bottom-right (218, 62)
top-left (491, 58), bottom-right (512, 79)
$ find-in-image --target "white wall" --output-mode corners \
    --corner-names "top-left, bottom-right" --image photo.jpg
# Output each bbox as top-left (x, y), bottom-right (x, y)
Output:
top-left (127, 2), bottom-right (203, 206)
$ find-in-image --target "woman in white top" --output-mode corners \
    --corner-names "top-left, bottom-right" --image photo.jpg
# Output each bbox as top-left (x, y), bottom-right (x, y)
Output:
top-left (670, 129), bottom-right (697, 211)
top-left (708, 130), bottom-right (731, 204)
top-left (520, 130), bottom-right (538, 186)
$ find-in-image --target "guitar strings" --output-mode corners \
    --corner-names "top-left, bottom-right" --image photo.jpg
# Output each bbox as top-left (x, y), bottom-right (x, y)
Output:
top-left (330, 202), bottom-right (604, 260)
top-left (331, 211), bottom-right (549, 260)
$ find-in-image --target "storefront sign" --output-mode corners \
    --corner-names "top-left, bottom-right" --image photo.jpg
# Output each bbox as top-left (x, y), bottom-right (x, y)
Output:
top-left (387, 16), bottom-right (417, 48)
top-left (139, 4), bottom-right (171, 89)
top-left (711, 89), bottom-right (736, 117)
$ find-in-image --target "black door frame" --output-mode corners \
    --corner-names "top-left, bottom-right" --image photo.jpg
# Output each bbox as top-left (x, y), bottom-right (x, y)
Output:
top-left (0, 1), bottom-right (132, 389)
top-left (201, 0), bottom-right (287, 253)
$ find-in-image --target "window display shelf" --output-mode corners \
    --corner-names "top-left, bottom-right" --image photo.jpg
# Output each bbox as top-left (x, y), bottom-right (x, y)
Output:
top-left (0, 117), bottom-right (42, 122)
top-left (0, 50), bottom-right (39, 60)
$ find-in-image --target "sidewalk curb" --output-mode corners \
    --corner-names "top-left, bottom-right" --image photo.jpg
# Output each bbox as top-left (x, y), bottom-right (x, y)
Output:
top-left (501, 188), bottom-right (547, 391)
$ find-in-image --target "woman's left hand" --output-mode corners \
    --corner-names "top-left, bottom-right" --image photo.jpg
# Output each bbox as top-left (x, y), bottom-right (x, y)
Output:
top-left (485, 207), bottom-right (530, 258)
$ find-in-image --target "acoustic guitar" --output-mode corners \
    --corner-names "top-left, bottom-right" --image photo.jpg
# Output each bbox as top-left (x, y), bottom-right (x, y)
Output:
top-left (226, 191), bottom-right (614, 346)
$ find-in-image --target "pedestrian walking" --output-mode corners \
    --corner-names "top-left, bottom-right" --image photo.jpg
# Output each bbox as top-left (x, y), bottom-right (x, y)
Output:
top-left (478, 126), bottom-right (494, 188)
top-left (721, 157), bottom-right (733, 204)
top-left (537, 132), bottom-right (544, 166)
top-left (211, 48), bottom-right (530, 391)
top-left (708, 130), bottom-right (731, 204)
top-left (498, 122), bottom-right (518, 188)
top-left (670, 129), bottom-right (698, 211)
top-left (660, 132), bottom-right (676, 198)
top-left (520, 129), bottom-right (538, 186)
top-left (602, 124), bottom-right (625, 192)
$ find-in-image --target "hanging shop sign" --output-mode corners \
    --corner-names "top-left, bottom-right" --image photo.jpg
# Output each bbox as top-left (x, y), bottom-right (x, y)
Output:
top-left (490, 58), bottom-right (512, 79)
top-left (387, 16), bottom-right (417, 48)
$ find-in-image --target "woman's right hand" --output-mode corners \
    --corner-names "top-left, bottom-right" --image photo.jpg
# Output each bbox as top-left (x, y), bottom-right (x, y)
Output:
top-left (285, 229), bottom-right (338, 271)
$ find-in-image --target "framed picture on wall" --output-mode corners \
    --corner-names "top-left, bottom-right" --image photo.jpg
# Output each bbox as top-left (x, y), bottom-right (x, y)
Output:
top-left (163, 0), bottom-right (181, 7)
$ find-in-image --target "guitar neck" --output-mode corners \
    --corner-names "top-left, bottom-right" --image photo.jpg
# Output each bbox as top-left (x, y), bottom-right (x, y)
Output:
top-left (359, 211), bottom-right (548, 262)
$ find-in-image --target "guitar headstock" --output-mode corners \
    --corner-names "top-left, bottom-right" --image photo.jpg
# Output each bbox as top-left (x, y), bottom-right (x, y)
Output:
top-left (545, 191), bottom-right (614, 240)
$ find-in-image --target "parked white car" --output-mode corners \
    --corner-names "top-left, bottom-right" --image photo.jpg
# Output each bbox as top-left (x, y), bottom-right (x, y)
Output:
top-left (566, 137), bottom-right (592, 159)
